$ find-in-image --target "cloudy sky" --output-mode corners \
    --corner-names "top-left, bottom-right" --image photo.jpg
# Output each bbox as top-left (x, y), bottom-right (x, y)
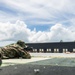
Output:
top-left (0, 0), bottom-right (75, 44)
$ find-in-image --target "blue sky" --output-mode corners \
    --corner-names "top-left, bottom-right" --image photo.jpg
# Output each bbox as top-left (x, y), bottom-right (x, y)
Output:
top-left (0, 0), bottom-right (75, 43)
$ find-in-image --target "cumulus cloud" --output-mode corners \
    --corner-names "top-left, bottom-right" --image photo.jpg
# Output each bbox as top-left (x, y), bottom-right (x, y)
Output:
top-left (49, 24), bottom-right (75, 41)
top-left (0, 20), bottom-right (75, 43)
top-left (0, 20), bottom-right (31, 42)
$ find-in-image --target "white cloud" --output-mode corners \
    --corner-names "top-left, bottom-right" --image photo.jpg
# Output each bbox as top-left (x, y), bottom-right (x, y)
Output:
top-left (0, 20), bottom-right (75, 43)
top-left (0, 20), bottom-right (31, 42)
top-left (0, 0), bottom-right (75, 43)
top-left (49, 24), bottom-right (74, 41)
top-left (1, 0), bottom-right (75, 25)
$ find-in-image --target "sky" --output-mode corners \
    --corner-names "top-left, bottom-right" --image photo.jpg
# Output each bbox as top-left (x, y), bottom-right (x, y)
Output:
top-left (0, 0), bottom-right (75, 45)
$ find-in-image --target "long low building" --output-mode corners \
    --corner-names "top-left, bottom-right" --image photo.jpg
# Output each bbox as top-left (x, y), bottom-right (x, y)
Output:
top-left (26, 42), bottom-right (75, 53)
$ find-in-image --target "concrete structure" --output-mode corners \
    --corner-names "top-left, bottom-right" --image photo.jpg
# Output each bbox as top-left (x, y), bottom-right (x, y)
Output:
top-left (26, 42), bottom-right (75, 53)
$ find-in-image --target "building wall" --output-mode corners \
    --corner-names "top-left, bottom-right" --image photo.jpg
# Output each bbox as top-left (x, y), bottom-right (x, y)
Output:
top-left (26, 42), bottom-right (75, 53)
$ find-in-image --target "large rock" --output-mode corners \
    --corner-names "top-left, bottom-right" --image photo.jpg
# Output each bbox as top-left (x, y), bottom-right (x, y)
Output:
top-left (0, 40), bottom-right (31, 59)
